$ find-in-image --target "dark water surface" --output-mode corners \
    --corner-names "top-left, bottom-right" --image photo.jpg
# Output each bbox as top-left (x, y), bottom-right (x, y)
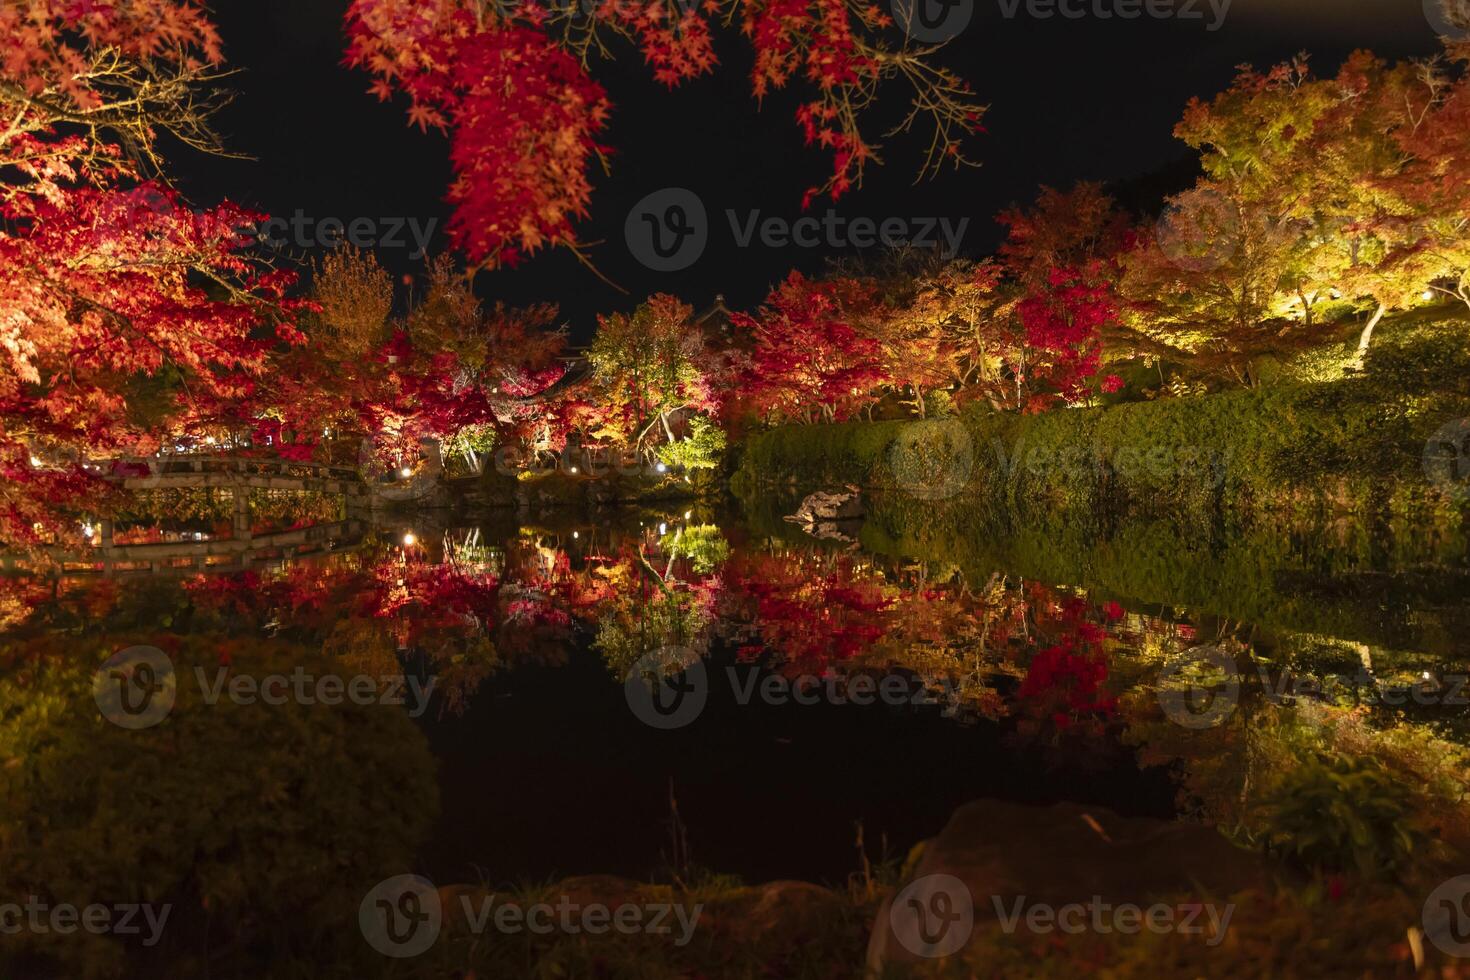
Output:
top-left (4, 500), bottom-right (1468, 974)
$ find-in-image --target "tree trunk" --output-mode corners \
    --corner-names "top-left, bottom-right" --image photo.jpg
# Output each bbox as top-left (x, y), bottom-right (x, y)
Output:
top-left (1354, 301), bottom-right (1387, 369)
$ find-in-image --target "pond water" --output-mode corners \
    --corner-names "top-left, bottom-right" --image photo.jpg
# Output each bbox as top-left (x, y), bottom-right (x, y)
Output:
top-left (3, 498), bottom-right (1469, 973)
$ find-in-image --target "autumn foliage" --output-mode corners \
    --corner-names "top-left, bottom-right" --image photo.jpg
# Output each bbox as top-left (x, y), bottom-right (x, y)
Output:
top-left (0, 0), bottom-right (302, 548)
top-left (344, 0), bottom-right (984, 269)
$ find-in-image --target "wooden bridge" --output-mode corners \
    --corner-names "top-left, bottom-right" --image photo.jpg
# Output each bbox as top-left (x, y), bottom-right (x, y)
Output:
top-left (0, 454), bottom-right (379, 577)
top-left (107, 454), bottom-right (370, 499)
top-left (1, 518), bottom-right (370, 578)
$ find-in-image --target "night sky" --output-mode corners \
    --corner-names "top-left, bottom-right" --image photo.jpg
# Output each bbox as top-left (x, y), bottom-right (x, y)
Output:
top-left (182, 0), bottom-right (1445, 339)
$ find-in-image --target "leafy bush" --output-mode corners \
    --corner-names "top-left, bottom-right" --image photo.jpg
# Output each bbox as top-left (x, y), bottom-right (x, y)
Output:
top-left (1253, 751), bottom-right (1425, 877)
top-left (656, 415), bottom-right (727, 471)
top-left (736, 312), bottom-right (1470, 528)
top-left (0, 634), bottom-right (438, 977)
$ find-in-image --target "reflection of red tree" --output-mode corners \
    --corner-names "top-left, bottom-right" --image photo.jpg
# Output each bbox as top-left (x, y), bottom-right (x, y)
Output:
top-left (725, 553), bottom-right (893, 675)
top-left (1016, 617), bottom-right (1118, 736)
top-left (369, 561), bottom-right (500, 643)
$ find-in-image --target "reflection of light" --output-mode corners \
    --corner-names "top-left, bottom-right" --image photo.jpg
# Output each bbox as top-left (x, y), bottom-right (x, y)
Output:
top-left (655, 463), bottom-right (667, 473)
top-left (659, 523), bottom-right (667, 535)
top-left (402, 532), bottom-right (417, 547)
top-left (400, 467), bottom-right (412, 478)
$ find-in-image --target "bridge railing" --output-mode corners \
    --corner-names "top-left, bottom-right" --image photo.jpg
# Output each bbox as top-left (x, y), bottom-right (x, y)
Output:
top-left (1, 519), bottom-right (370, 578)
top-left (101, 455), bottom-right (366, 482)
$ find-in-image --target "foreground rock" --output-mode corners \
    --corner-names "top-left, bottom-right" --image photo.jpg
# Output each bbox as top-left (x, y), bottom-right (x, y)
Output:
top-left (867, 800), bottom-right (1270, 973)
top-left (430, 875), bottom-right (861, 974)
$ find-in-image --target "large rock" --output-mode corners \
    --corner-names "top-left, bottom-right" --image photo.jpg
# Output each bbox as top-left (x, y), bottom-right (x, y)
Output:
top-left (785, 488), bottom-right (864, 526)
top-left (867, 800), bottom-right (1269, 973)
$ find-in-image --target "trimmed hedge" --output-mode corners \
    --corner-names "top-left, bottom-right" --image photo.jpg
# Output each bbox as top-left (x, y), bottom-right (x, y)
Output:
top-left (735, 316), bottom-right (1470, 528)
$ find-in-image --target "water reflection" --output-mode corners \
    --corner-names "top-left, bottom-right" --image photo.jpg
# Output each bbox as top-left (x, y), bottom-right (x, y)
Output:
top-left (1, 506), bottom-right (1467, 974)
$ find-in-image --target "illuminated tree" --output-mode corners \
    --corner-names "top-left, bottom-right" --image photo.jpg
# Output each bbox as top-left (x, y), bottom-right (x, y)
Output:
top-left (587, 294), bottom-right (717, 455)
top-left (730, 272), bottom-right (888, 424)
top-left (0, 3), bottom-right (304, 548)
top-left (841, 251), bottom-right (964, 418)
top-left (997, 184), bottom-right (1128, 404)
top-left (313, 246), bottom-right (394, 359)
top-left (1117, 61), bottom-right (1339, 385)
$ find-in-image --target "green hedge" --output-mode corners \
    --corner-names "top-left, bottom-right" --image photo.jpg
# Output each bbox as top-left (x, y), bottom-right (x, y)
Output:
top-left (735, 315), bottom-right (1470, 527)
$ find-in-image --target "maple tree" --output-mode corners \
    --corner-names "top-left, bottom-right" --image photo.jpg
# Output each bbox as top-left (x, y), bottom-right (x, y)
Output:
top-left (1355, 49), bottom-right (1470, 345)
top-left (839, 251), bottom-right (964, 418)
top-left (1117, 47), bottom-right (1470, 382)
top-left (908, 257), bottom-right (1019, 410)
top-left (312, 245), bottom-right (394, 360)
top-left (730, 271), bottom-right (889, 424)
top-left (344, 0), bottom-right (984, 271)
top-left (991, 184), bottom-right (1129, 406)
top-left (586, 294), bottom-right (718, 456)
top-left (235, 252), bottom-right (571, 474)
top-left (0, 1), bottom-right (305, 549)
